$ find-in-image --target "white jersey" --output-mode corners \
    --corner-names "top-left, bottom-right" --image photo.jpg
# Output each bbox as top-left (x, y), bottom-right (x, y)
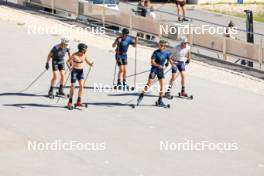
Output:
top-left (170, 44), bottom-right (190, 62)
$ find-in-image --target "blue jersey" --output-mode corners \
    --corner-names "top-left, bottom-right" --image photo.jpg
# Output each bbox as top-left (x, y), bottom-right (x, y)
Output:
top-left (151, 49), bottom-right (171, 67)
top-left (115, 36), bottom-right (134, 59)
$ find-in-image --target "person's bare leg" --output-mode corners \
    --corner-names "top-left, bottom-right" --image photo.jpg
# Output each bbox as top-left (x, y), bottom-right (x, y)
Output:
top-left (68, 83), bottom-right (75, 106)
top-left (159, 79), bottom-right (164, 97)
top-left (49, 71), bottom-right (58, 95)
top-left (182, 6), bottom-right (186, 18)
top-left (51, 71), bottom-right (58, 87)
top-left (176, 6), bottom-right (180, 20)
top-left (123, 65), bottom-right (128, 86)
top-left (69, 83), bottom-right (75, 98)
top-left (166, 73), bottom-right (177, 96)
top-left (58, 70), bottom-right (65, 94)
top-left (180, 71), bottom-right (186, 93)
top-left (59, 70), bottom-right (65, 86)
top-left (169, 73), bottom-right (177, 88)
top-left (78, 80), bottom-right (84, 99)
top-left (117, 65), bottom-right (124, 84)
top-left (143, 79), bottom-right (153, 93)
top-left (137, 78), bottom-right (153, 104)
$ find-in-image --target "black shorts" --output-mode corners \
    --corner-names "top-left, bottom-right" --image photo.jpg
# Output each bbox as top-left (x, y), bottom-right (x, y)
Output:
top-left (176, 1), bottom-right (186, 7)
top-left (71, 68), bottom-right (84, 83)
top-left (172, 61), bottom-right (186, 73)
top-left (149, 67), bottom-right (164, 80)
top-left (116, 55), bottom-right (128, 66)
top-left (52, 62), bottom-right (65, 71)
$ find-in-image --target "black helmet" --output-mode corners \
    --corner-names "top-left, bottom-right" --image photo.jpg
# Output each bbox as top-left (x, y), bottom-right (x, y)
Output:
top-left (122, 28), bottom-right (129, 35)
top-left (78, 43), bottom-right (88, 52)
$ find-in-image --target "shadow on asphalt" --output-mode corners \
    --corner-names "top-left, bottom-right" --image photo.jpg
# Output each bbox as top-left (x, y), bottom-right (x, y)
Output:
top-left (107, 93), bottom-right (159, 98)
top-left (85, 102), bottom-right (133, 108)
top-left (0, 92), bottom-right (47, 98)
top-left (2, 103), bottom-right (63, 109)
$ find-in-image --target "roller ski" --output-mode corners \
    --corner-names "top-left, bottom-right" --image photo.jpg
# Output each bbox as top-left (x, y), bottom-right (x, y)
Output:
top-left (113, 82), bottom-right (123, 90)
top-left (65, 102), bottom-right (74, 110)
top-left (123, 83), bottom-right (135, 91)
top-left (74, 101), bottom-right (88, 109)
top-left (113, 83), bottom-right (134, 91)
top-left (155, 97), bottom-right (170, 108)
top-left (177, 91), bottom-right (193, 100)
top-left (164, 91), bottom-right (173, 100)
top-left (56, 86), bottom-right (67, 98)
top-left (48, 89), bottom-right (55, 99)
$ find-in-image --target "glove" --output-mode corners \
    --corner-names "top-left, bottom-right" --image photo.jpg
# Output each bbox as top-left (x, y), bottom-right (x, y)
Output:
top-left (89, 62), bottom-right (94, 67)
top-left (165, 62), bottom-right (169, 67)
top-left (45, 62), bottom-right (49, 70)
top-left (185, 59), bottom-right (190, 65)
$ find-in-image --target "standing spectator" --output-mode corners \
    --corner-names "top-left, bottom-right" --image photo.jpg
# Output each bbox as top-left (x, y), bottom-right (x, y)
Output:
top-left (141, 0), bottom-right (150, 17)
top-left (176, 0), bottom-right (188, 22)
top-left (225, 21), bottom-right (236, 39)
top-left (149, 6), bottom-right (156, 20)
top-left (134, 0), bottom-right (144, 16)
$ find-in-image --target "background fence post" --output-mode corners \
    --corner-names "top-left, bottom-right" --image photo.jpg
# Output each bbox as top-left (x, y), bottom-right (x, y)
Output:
top-left (102, 0), bottom-right (105, 28)
top-left (260, 39), bottom-right (263, 69)
top-left (51, 0), bottom-right (54, 14)
top-left (223, 37), bottom-right (227, 61)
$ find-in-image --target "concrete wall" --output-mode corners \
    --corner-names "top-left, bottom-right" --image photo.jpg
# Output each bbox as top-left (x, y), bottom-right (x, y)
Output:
top-left (188, 0), bottom-right (264, 4)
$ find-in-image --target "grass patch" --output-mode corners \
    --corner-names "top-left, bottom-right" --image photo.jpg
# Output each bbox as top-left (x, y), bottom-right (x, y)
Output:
top-left (208, 9), bottom-right (264, 23)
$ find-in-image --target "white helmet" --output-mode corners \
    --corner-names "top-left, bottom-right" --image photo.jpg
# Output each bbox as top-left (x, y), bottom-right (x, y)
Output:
top-left (179, 36), bottom-right (189, 44)
top-left (61, 38), bottom-right (69, 45)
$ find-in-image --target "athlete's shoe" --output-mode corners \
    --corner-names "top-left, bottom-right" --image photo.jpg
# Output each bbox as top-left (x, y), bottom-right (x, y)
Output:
top-left (116, 82), bottom-right (122, 90)
top-left (48, 89), bottom-right (54, 97)
top-left (180, 91), bottom-right (188, 97)
top-left (157, 97), bottom-right (166, 106)
top-left (67, 102), bottom-right (73, 107)
top-left (76, 101), bottom-right (82, 107)
top-left (57, 89), bottom-right (66, 96)
top-left (164, 91), bottom-right (172, 98)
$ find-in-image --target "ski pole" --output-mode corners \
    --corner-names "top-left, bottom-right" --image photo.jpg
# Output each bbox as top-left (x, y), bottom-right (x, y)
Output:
top-left (112, 63), bottom-right (117, 86)
top-left (134, 37), bottom-right (138, 88)
top-left (84, 66), bottom-right (92, 86)
top-left (126, 69), bottom-right (150, 79)
top-left (19, 69), bottom-right (47, 93)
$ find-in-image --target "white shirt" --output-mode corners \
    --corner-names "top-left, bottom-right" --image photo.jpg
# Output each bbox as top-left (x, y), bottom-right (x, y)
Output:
top-left (149, 11), bottom-right (156, 19)
top-left (170, 44), bottom-right (190, 62)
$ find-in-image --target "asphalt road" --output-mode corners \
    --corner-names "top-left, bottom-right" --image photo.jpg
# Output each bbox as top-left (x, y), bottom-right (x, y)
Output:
top-left (0, 15), bottom-right (264, 176)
